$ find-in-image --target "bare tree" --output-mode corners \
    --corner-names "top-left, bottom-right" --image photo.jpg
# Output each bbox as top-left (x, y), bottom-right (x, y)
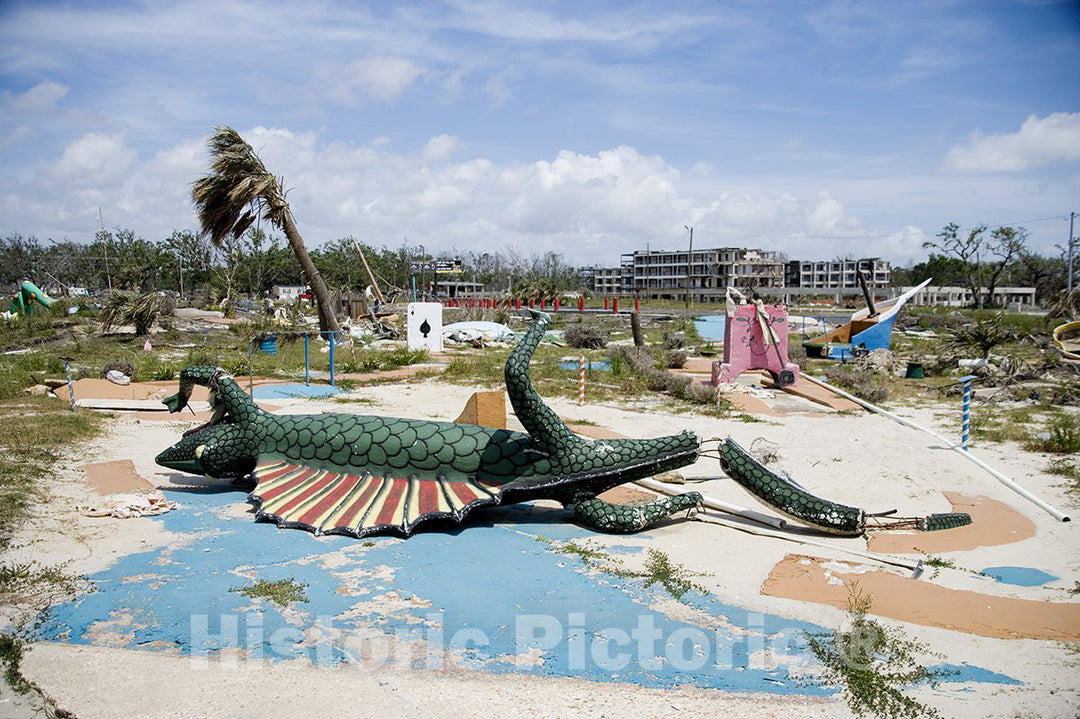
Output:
top-left (924, 223), bottom-right (988, 308)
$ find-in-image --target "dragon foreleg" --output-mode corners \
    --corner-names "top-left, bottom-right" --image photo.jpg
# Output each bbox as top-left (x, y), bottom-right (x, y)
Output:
top-left (571, 491), bottom-right (703, 533)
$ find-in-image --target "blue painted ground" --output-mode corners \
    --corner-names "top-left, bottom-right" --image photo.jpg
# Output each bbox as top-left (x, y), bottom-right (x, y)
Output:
top-left (980, 566), bottom-right (1059, 587)
top-left (693, 315), bottom-right (726, 341)
top-left (252, 383), bottom-right (341, 400)
top-left (35, 483), bottom-right (1019, 691)
top-left (558, 361), bottom-right (612, 371)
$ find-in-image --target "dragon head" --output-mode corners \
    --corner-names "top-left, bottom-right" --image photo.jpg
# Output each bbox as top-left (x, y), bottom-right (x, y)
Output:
top-left (154, 374), bottom-right (261, 479)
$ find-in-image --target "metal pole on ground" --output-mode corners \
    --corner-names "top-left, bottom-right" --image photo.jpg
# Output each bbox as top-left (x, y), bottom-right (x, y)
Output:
top-left (304, 333), bottom-right (310, 385)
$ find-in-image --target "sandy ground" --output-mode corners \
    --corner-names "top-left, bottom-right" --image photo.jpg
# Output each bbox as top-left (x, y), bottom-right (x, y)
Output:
top-left (3, 372), bottom-right (1079, 718)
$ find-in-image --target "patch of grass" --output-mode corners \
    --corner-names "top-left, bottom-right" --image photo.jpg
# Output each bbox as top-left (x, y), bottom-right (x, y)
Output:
top-left (1024, 413), bottom-right (1080, 454)
top-left (637, 548), bottom-right (707, 601)
top-left (536, 538), bottom-right (707, 603)
top-left (806, 585), bottom-right (947, 719)
top-left (0, 561), bottom-right (80, 603)
top-left (230, 578), bottom-right (309, 606)
top-left (332, 396), bottom-right (377, 405)
top-left (0, 634), bottom-right (28, 694)
top-left (441, 350), bottom-right (510, 388)
top-left (824, 364), bottom-right (889, 404)
top-left (134, 353), bottom-right (178, 381)
top-left (1045, 458), bottom-right (1080, 493)
top-left (0, 398), bottom-right (105, 551)
top-left (921, 555), bottom-right (958, 580)
top-left (544, 538), bottom-right (610, 564)
top-left (969, 404), bottom-right (1045, 445)
top-left (339, 347), bottom-right (431, 374)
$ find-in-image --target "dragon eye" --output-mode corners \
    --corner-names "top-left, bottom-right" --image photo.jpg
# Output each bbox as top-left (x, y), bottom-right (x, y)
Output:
top-left (195, 445), bottom-right (205, 459)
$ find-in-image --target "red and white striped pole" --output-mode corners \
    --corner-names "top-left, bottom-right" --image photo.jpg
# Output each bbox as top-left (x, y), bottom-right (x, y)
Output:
top-left (578, 355), bottom-right (586, 406)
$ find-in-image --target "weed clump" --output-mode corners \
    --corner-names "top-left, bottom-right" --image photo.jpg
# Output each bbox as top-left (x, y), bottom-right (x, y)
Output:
top-left (607, 345), bottom-right (715, 406)
top-left (564, 322), bottom-right (608, 350)
top-left (806, 587), bottom-right (948, 719)
top-left (1025, 413), bottom-right (1080, 454)
top-left (0, 635), bottom-right (28, 694)
top-left (230, 578), bottom-right (309, 606)
top-left (536, 538), bottom-right (707, 603)
top-left (943, 314), bottom-right (1008, 359)
top-left (824, 364), bottom-right (889, 403)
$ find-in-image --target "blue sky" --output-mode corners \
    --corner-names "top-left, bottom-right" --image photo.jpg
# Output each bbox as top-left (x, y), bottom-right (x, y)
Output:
top-left (1, 0), bottom-right (1078, 268)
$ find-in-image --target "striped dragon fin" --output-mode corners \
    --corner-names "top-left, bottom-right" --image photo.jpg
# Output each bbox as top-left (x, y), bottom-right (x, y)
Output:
top-left (249, 459), bottom-right (502, 537)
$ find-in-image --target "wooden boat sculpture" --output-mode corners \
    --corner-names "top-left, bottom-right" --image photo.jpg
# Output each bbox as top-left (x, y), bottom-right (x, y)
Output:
top-left (804, 277), bottom-right (932, 360)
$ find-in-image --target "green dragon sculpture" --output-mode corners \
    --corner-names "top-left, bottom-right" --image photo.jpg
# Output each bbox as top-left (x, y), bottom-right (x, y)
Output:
top-left (156, 310), bottom-right (703, 537)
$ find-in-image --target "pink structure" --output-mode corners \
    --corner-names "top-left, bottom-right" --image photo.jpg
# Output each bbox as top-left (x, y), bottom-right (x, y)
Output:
top-left (714, 302), bottom-right (800, 386)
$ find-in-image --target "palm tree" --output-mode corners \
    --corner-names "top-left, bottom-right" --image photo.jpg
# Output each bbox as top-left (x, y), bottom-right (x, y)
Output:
top-left (99, 290), bottom-right (163, 336)
top-left (191, 126), bottom-right (341, 333)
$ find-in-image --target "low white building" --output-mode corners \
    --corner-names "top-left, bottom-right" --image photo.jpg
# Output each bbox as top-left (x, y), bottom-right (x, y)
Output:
top-left (273, 285), bottom-right (307, 301)
top-left (904, 285), bottom-right (1036, 309)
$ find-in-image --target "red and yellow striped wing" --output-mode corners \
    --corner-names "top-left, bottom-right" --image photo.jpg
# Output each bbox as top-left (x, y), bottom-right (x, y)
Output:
top-left (249, 459), bottom-right (502, 537)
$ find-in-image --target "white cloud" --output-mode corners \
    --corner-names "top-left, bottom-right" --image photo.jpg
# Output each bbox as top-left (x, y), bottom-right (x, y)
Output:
top-left (4, 79), bottom-right (70, 113)
top-left (50, 133), bottom-right (137, 188)
top-left (944, 112), bottom-right (1080, 172)
top-left (2, 124), bottom-right (1069, 266)
top-left (422, 134), bottom-right (461, 163)
top-left (329, 56), bottom-right (425, 105)
top-left (484, 66), bottom-right (519, 107)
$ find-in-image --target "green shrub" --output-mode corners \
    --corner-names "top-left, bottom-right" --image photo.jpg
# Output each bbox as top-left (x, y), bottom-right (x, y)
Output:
top-left (1025, 414), bottom-right (1080, 454)
top-left (806, 587), bottom-right (947, 719)
top-left (825, 364), bottom-right (889, 403)
top-left (564, 322), bottom-right (608, 350)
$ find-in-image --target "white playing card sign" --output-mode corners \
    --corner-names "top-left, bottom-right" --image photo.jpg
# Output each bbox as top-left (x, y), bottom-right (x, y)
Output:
top-left (407, 302), bottom-right (443, 352)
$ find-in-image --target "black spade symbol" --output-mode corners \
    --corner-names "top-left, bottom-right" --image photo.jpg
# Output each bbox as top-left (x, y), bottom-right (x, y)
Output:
top-left (420, 319), bottom-right (431, 338)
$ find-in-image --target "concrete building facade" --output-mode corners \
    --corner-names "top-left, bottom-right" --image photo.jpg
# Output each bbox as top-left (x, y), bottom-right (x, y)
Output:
top-left (784, 258), bottom-right (891, 289)
top-left (590, 247), bottom-right (784, 302)
top-left (904, 285), bottom-right (1036, 310)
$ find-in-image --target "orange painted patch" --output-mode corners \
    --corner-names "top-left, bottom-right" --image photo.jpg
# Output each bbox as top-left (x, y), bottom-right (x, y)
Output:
top-left (763, 553), bottom-right (1080, 641)
top-left (78, 460), bottom-right (155, 495)
top-left (868, 493), bottom-right (1036, 554)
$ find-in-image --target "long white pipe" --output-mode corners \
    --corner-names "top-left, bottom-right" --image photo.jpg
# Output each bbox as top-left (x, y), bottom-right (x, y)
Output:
top-left (693, 510), bottom-right (923, 573)
top-left (634, 477), bottom-right (787, 530)
top-left (801, 374), bottom-right (1071, 522)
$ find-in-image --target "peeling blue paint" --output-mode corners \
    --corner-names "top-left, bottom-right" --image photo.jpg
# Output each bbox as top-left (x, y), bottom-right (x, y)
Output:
top-left (980, 566), bottom-right (1058, 587)
top-left (34, 484), bottom-right (1019, 692)
top-left (251, 383), bottom-right (341, 400)
top-left (926, 663), bottom-right (1021, 686)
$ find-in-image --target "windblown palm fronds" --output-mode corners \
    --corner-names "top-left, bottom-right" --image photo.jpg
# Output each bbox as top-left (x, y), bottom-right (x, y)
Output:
top-left (99, 290), bottom-right (162, 336)
top-left (1048, 289), bottom-right (1080, 320)
top-left (191, 126), bottom-right (340, 333)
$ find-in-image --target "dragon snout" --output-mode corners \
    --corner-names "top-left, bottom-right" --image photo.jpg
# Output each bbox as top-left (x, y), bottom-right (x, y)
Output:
top-left (155, 436), bottom-right (206, 475)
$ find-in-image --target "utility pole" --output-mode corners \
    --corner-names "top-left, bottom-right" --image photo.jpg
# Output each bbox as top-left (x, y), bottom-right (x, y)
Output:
top-left (1069, 211), bottom-right (1076, 292)
top-left (97, 207), bottom-right (112, 291)
top-left (684, 225), bottom-right (694, 310)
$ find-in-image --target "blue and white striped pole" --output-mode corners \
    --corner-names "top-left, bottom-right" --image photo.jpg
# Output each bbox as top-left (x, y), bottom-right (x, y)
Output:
top-left (61, 356), bottom-right (75, 412)
top-left (958, 374), bottom-right (979, 451)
